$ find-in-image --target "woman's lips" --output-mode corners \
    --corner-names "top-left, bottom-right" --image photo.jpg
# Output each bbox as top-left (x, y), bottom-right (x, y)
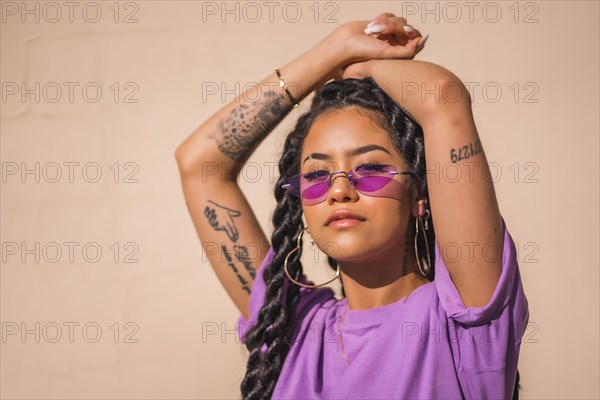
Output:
top-left (325, 210), bottom-right (366, 226)
top-left (327, 218), bottom-right (364, 229)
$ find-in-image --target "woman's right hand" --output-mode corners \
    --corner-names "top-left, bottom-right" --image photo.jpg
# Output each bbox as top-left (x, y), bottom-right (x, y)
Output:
top-left (338, 14), bottom-right (424, 61)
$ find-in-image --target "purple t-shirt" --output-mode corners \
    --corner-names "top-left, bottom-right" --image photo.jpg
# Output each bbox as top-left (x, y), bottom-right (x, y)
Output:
top-left (237, 217), bottom-right (529, 399)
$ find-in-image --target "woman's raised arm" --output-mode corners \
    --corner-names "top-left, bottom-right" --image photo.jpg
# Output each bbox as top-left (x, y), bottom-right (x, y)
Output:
top-left (175, 50), bottom-right (340, 320)
top-left (361, 56), bottom-right (504, 308)
top-left (175, 19), bottom-right (425, 320)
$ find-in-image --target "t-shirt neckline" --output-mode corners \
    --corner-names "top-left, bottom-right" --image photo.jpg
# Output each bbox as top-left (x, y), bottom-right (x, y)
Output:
top-left (337, 281), bottom-right (434, 326)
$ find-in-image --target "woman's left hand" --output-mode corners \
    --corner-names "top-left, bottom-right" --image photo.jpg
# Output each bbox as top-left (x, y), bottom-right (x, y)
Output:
top-left (313, 12), bottom-right (427, 97)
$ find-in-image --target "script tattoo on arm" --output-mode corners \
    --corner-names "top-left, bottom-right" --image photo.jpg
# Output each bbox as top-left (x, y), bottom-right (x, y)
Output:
top-left (222, 245), bottom-right (251, 294)
top-left (233, 244), bottom-right (257, 280)
top-left (215, 90), bottom-right (288, 162)
top-left (203, 200), bottom-right (257, 292)
top-left (450, 139), bottom-right (482, 163)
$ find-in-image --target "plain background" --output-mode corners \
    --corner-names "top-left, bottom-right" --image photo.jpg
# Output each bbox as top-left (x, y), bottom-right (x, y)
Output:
top-left (1, 1), bottom-right (598, 399)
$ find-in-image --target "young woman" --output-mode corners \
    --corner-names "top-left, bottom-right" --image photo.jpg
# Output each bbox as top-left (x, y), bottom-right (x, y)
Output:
top-left (176, 13), bottom-right (529, 399)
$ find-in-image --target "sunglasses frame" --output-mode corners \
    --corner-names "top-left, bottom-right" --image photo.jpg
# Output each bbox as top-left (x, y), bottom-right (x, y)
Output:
top-left (281, 164), bottom-right (416, 205)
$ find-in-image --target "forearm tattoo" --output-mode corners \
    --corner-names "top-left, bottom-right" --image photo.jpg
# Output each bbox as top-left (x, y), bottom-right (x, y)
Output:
top-left (204, 199), bottom-right (257, 293)
top-left (222, 245), bottom-right (251, 294)
top-left (449, 140), bottom-right (482, 163)
top-left (204, 200), bottom-right (240, 242)
top-left (233, 244), bottom-right (257, 280)
top-left (215, 90), bottom-right (289, 161)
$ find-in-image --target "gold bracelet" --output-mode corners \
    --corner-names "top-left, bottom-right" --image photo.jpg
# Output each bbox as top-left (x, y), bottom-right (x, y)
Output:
top-left (274, 67), bottom-right (299, 107)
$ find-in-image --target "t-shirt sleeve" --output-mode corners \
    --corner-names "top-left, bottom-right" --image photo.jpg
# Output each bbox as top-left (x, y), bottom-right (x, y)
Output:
top-left (237, 246), bottom-right (334, 344)
top-left (433, 216), bottom-right (530, 395)
top-left (434, 216), bottom-right (528, 328)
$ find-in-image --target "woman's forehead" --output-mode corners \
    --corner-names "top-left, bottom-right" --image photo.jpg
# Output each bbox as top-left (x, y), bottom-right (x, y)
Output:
top-left (301, 109), bottom-right (399, 159)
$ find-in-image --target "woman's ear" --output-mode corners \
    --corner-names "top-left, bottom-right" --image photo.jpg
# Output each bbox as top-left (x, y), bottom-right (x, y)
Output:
top-left (412, 197), bottom-right (428, 218)
top-left (409, 181), bottom-right (424, 217)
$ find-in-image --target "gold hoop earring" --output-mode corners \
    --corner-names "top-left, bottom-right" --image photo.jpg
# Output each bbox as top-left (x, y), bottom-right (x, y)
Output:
top-left (308, 227), bottom-right (315, 246)
top-left (414, 210), bottom-right (432, 278)
top-left (284, 227), bottom-right (340, 288)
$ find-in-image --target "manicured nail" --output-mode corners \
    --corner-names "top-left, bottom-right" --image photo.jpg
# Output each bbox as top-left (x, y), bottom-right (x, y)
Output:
top-left (367, 20), bottom-right (378, 28)
top-left (403, 25), bottom-right (415, 33)
top-left (364, 24), bottom-right (387, 34)
top-left (417, 33), bottom-right (429, 47)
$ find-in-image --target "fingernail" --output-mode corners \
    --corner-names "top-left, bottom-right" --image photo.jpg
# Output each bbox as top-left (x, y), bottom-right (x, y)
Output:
top-left (417, 33), bottom-right (429, 47)
top-left (367, 20), bottom-right (378, 28)
top-left (364, 24), bottom-right (387, 34)
top-left (403, 25), bottom-right (415, 33)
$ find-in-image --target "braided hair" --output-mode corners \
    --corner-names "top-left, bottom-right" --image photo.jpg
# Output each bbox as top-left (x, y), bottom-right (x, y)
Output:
top-left (239, 77), bottom-right (520, 399)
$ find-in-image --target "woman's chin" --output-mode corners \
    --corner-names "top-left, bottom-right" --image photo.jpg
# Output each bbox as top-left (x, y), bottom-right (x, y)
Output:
top-left (321, 243), bottom-right (381, 263)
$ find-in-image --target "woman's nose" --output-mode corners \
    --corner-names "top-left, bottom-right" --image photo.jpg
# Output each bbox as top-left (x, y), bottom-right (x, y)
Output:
top-left (327, 173), bottom-right (359, 203)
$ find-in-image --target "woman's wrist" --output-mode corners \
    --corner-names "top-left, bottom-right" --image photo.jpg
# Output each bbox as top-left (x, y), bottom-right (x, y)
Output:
top-left (309, 27), bottom-right (356, 82)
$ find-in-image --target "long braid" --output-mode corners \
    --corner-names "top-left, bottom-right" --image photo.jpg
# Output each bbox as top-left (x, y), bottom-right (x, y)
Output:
top-left (239, 192), bottom-right (304, 399)
top-left (240, 112), bottom-right (312, 399)
top-left (241, 77), bottom-right (441, 398)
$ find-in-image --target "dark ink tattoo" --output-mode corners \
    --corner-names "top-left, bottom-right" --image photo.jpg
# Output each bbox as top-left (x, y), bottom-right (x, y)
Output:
top-left (450, 140), bottom-right (482, 163)
top-left (204, 200), bottom-right (256, 288)
top-left (204, 200), bottom-right (240, 242)
top-left (233, 244), bottom-right (257, 279)
top-left (222, 245), bottom-right (251, 294)
top-left (215, 91), bottom-right (289, 161)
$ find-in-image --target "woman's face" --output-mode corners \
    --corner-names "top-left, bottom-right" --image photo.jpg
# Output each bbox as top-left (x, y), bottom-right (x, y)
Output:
top-left (300, 107), bottom-right (419, 263)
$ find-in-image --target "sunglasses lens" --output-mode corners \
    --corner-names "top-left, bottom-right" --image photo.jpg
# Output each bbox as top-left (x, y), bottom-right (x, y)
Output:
top-left (301, 181), bottom-right (328, 199)
top-left (353, 165), bottom-right (404, 200)
top-left (353, 165), bottom-right (394, 191)
top-left (300, 174), bottom-right (330, 204)
top-left (354, 176), bottom-right (392, 192)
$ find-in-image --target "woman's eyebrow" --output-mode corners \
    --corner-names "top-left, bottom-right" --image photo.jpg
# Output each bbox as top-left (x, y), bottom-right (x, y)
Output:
top-left (302, 144), bottom-right (392, 164)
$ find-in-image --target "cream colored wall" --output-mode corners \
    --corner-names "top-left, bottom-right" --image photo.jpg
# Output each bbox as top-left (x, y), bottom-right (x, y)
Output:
top-left (1, 1), bottom-right (598, 399)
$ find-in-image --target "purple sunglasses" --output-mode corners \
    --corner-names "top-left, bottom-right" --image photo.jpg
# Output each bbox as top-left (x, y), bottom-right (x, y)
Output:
top-left (281, 164), bottom-right (415, 205)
